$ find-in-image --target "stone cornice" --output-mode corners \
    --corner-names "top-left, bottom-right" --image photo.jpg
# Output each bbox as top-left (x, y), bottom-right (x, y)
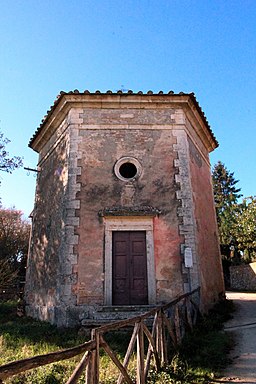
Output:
top-left (29, 91), bottom-right (218, 153)
top-left (98, 206), bottom-right (162, 217)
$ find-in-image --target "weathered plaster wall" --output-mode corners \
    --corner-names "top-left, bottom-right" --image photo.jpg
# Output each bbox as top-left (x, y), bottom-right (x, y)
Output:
top-left (188, 135), bottom-right (224, 309)
top-left (25, 126), bottom-right (70, 323)
top-left (74, 106), bottom-right (184, 309)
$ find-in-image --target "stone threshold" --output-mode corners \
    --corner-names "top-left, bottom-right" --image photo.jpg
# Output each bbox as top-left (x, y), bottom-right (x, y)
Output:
top-left (99, 305), bottom-right (156, 312)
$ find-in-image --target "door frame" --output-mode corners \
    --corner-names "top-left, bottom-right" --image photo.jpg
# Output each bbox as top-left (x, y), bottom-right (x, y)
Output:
top-left (104, 216), bottom-right (156, 306)
top-left (112, 231), bottom-right (148, 305)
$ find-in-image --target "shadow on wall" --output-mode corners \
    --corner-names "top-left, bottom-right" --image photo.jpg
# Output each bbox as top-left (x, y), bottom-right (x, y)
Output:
top-left (230, 262), bottom-right (256, 291)
top-left (25, 137), bottom-right (70, 310)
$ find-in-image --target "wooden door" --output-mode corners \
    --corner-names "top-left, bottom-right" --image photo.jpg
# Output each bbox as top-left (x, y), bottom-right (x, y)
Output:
top-left (112, 231), bottom-right (148, 305)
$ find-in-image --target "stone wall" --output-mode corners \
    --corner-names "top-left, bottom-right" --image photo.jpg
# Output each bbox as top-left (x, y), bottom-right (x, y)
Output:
top-left (173, 129), bottom-right (224, 311)
top-left (26, 93), bottom-right (223, 327)
top-left (188, 135), bottom-right (224, 309)
top-left (25, 116), bottom-right (81, 326)
top-left (75, 107), bottom-right (184, 309)
top-left (25, 130), bottom-right (70, 324)
top-left (230, 263), bottom-right (256, 291)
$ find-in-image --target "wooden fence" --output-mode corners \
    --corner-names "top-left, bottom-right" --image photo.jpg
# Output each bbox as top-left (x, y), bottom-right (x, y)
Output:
top-left (0, 287), bottom-right (200, 384)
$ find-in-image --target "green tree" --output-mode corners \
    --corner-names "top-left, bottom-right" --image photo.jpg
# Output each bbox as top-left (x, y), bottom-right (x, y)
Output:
top-left (234, 196), bottom-right (256, 261)
top-left (0, 129), bottom-right (23, 205)
top-left (0, 130), bottom-right (23, 174)
top-left (0, 207), bottom-right (30, 286)
top-left (0, 131), bottom-right (26, 291)
top-left (212, 161), bottom-right (242, 256)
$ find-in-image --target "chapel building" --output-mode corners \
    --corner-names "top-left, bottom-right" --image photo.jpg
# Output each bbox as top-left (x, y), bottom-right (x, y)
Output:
top-left (25, 90), bottom-right (224, 327)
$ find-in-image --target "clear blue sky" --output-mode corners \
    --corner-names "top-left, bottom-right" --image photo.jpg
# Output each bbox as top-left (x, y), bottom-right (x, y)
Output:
top-left (0, 0), bottom-right (255, 217)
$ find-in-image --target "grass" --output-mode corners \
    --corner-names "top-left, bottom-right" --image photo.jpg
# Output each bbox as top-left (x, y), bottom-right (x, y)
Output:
top-left (0, 301), bottom-right (87, 383)
top-left (0, 299), bottom-right (234, 383)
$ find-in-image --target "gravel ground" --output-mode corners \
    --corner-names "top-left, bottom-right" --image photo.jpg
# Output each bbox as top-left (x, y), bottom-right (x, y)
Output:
top-left (217, 291), bottom-right (256, 384)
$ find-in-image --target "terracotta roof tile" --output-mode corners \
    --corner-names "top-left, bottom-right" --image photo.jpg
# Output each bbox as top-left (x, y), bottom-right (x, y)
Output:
top-left (29, 90), bottom-right (218, 149)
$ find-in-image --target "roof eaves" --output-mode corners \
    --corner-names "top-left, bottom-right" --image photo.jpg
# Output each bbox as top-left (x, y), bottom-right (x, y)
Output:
top-left (29, 90), bottom-right (218, 149)
top-left (187, 92), bottom-right (219, 149)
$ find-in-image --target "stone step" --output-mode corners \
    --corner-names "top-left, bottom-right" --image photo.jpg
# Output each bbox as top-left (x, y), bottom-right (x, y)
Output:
top-left (81, 306), bottom-right (155, 327)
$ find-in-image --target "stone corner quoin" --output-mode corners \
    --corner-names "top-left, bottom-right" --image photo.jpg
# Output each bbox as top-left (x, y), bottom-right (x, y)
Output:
top-left (24, 91), bottom-right (224, 327)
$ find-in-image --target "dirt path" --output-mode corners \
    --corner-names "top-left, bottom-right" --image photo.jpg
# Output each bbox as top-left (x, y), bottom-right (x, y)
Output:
top-left (218, 291), bottom-right (256, 383)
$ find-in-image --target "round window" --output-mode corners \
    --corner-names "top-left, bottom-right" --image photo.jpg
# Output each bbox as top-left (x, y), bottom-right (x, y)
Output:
top-left (114, 157), bottom-right (142, 181)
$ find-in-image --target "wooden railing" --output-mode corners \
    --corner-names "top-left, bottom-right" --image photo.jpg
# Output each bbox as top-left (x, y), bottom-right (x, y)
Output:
top-left (0, 287), bottom-right (200, 384)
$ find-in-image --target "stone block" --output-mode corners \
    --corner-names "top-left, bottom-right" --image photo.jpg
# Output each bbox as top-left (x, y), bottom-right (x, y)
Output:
top-left (68, 254), bottom-right (78, 264)
top-left (66, 216), bottom-right (80, 226)
top-left (66, 200), bottom-right (80, 209)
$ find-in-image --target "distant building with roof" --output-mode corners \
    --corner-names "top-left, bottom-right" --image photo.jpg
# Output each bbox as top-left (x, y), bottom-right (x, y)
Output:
top-left (25, 90), bottom-right (224, 327)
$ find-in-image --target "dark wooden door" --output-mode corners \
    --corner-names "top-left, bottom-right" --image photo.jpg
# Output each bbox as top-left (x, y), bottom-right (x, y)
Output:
top-left (112, 231), bottom-right (148, 305)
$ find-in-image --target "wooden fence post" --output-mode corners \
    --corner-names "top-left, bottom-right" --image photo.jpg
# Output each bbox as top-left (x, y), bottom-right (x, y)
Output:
top-left (137, 321), bottom-right (145, 384)
top-left (117, 322), bottom-right (140, 384)
top-left (185, 297), bottom-right (193, 330)
top-left (174, 304), bottom-right (181, 345)
top-left (156, 311), bottom-right (161, 362)
top-left (100, 335), bottom-right (133, 384)
top-left (94, 329), bottom-right (100, 384)
top-left (66, 351), bottom-right (90, 384)
top-left (86, 330), bottom-right (97, 384)
top-left (144, 311), bottom-right (161, 380)
top-left (160, 310), bottom-right (168, 365)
